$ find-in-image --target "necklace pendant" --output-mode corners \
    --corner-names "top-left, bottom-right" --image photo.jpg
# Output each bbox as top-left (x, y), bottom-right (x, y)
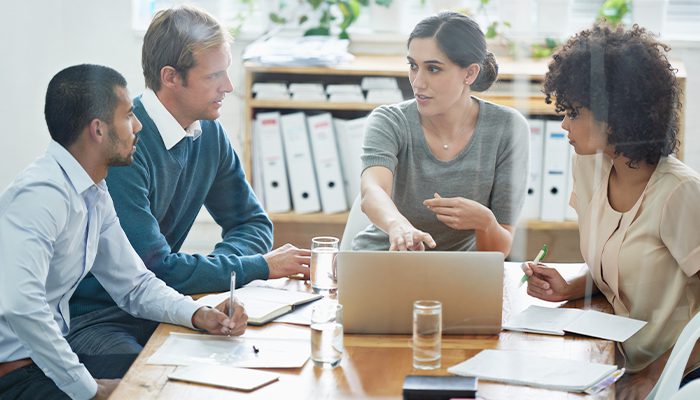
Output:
top-left (442, 144), bottom-right (448, 150)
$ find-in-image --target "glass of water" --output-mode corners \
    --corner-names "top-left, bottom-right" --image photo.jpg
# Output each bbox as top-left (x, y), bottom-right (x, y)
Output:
top-left (311, 302), bottom-right (343, 368)
top-left (413, 300), bottom-right (442, 370)
top-left (310, 236), bottom-right (339, 295)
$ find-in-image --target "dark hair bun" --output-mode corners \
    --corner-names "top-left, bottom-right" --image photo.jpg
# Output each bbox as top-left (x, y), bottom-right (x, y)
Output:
top-left (471, 51), bottom-right (498, 92)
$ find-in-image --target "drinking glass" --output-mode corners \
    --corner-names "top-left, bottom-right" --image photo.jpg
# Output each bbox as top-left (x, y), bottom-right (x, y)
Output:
top-left (311, 302), bottom-right (343, 368)
top-left (310, 236), bottom-right (339, 294)
top-left (413, 300), bottom-right (442, 369)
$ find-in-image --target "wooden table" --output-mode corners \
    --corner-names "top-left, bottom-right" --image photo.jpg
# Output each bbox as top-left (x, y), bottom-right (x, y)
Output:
top-left (111, 263), bottom-right (615, 399)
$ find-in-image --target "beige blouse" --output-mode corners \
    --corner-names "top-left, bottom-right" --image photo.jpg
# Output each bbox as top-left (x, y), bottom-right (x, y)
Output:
top-left (571, 154), bottom-right (700, 372)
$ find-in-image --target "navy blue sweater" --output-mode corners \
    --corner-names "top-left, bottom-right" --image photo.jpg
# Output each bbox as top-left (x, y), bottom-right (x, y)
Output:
top-left (70, 96), bottom-right (273, 317)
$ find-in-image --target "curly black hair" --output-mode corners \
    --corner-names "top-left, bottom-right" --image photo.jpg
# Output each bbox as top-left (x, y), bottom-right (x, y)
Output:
top-left (543, 23), bottom-right (681, 166)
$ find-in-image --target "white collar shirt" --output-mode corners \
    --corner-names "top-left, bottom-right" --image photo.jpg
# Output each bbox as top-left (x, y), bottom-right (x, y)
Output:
top-left (140, 89), bottom-right (202, 150)
top-left (0, 141), bottom-right (200, 399)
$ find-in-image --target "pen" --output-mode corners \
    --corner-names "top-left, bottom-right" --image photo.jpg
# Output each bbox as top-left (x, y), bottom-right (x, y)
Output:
top-left (228, 271), bottom-right (236, 335)
top-left (585, 368), bottom-right (625, 394)
top-left (520, 244), bottom-right (548, 287)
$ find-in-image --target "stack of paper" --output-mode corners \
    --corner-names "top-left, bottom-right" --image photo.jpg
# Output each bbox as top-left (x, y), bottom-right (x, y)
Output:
top-left (326, 84), bottom-right (364, 102)
top-left (289, 83), bottom-right (326, 102)
top-left (448, 349), bottom-right (621, 393)
top-left (252, 82), bottom-right (289, 100)
top-left (243, 36), bottom-right (353, 67)
top-left (361, 76), bottom-right (403, 104)
top-left (365, 89), bottom-right (403, 104)
top-left (503, 305), bottom-right (646, 342)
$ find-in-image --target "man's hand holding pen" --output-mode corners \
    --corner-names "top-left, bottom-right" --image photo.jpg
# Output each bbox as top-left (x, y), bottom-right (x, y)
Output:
top-left (191, 300), bottom-right (248, 336)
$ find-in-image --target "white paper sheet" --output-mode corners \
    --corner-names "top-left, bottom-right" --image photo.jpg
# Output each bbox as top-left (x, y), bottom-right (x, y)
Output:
top-left (566, 309), bottom-right (646, 342)
top-left (148, 333), bottom-right (309, 368)
top-left (168, 365), bottom-right (279, 391)
top-left (448, 349), bottom-right (619, 392)
top-left (503, 305), bottom-right (582, 335)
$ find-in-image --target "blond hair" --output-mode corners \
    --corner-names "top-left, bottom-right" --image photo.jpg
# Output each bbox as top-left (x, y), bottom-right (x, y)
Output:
top-left (142, 5), bottom-right (232, 91)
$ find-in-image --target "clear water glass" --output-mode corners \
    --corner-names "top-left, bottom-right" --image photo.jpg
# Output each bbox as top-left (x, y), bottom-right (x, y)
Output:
top-left (413, 300), bottom-right (442, 370)
top-left (311, 302), bottom-right (343, 368)
top-left (310, 236), bottom-right (339, 295)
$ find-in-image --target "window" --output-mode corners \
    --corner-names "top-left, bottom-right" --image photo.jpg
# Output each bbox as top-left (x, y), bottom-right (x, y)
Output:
top-left (132, 0), bottom-right (700, 41)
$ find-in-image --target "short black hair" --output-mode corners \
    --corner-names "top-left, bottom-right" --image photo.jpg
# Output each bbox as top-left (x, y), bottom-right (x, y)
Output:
top-left (408, 11), bottom-right (498, 92)
top-left (544, 23), bottom-right (680, 166)
top-left (44, 64), bottom-right (127, 147)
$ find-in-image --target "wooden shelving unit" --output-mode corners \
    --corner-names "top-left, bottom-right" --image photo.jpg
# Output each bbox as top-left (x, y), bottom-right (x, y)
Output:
top-left (243, 55), bottom-right (686, 261)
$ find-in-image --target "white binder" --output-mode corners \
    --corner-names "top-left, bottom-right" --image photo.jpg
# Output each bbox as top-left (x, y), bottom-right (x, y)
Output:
top-left (333, 117), bottom-right (367, 205)
top-left (522, 118), bottom-right (545, 221)
top-left (306, 113), bottom-right (348, 213)
top-left (565, 143), bottom-right (577, 221)
top-left (251, 123), bottom-right (265, 207)
top-left (255, 112), bottom-right (291, 213)
top-left (280, 112), bottom-right (321, 214)
top-left (541, 120), bottom-right (570, 221)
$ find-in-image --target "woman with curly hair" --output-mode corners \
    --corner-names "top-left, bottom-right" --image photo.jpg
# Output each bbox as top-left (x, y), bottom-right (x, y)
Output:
top-left (522, 23), bottom-right (700, 397)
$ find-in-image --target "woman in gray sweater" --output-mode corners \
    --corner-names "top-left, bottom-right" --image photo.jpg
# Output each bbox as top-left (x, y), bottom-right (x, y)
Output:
top-left (353, 12), bottom-right (529, 254)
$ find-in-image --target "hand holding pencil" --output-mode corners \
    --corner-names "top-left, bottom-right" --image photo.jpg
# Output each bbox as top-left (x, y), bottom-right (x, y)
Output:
top-left (520, 246), bottom-right (574, 302)
top-left (520, 244), bottom-right (548, 287)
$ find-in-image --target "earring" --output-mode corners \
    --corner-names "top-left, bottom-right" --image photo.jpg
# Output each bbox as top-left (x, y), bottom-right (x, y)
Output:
top-left (464, 80), bottom-right (471, 85)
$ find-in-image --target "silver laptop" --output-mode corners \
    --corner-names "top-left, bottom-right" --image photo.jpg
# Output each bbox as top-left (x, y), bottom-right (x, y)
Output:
top-left (337, 251), bottom-right (503, 335)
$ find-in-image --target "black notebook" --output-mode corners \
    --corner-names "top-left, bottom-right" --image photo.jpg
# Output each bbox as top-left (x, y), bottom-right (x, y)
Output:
top-left (403, 375), bottom-right (478, 400)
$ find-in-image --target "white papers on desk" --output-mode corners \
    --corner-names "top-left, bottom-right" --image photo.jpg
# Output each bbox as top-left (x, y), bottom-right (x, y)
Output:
top-left (168, 365), bottom-right (279, 391)
top-left (448, 349), bottom-right (619, 393)
top-left (148, 332), bottom-right (309, 368)
top-left (243, 36), bottom-right (353, 67)
top-left (503, 305), bottom-right (646, 342)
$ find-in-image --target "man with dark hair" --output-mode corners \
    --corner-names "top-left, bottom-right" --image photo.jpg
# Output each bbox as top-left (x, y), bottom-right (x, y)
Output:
top-left (67, 5), bottom-right (309, 370)
top-left (0, 64), bottom-right (247, 400)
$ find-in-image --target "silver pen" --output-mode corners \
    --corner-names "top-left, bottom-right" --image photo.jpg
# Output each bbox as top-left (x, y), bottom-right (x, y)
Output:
top-left (228, 271), bottom-right (236, 335)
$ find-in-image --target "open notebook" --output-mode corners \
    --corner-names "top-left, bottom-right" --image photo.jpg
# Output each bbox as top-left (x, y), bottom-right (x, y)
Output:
top-left (197, 286), bottom-right (322, 325)
top-left (503, 305), bottom-right (646, 342)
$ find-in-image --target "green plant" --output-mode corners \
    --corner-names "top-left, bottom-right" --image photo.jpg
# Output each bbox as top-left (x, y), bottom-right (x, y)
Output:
top-left (530, 37), bottom-right (560, 59)
top-left (229, 0), bottom-right (254, 36)
top-left (269, 0), bottom-right (369, 39)
top-left (598, 0), bottom-right (631, 26)
top-left (456, 0), bottom-right (510, 40)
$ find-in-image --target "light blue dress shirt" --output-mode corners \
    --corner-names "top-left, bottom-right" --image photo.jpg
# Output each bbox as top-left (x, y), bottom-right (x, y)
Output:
top-left (0, 141), bottom-right (202, 400)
